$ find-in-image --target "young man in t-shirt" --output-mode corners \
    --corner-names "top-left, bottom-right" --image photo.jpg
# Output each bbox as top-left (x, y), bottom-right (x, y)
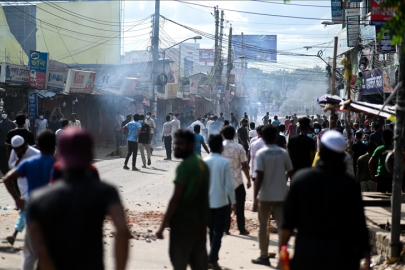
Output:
top-left (138, 114), bottom-right (152, 168)
top-left (123, 114), bottom-right (142, 171)
top-left (27, 129), bottom-right (129, 270)
top-left (238, 119), bottom-right (250, 155)
top-left (193, 125), bottom-right (209, 156)
top-left (4, 130), bottom-right (56, 269)
top-left (252, 125), bottom-right (293, 266)
top-left (249, 122), bottom-right (257, 140)
top-left (5, 114), bottom-right (35, 157)
top-left (286, 120), bottom-right (297, 138)
top-left (357, 142), bottom-right (378, 191)
top-left (156, 130), bottom-right (210, 269)
top-left (369, 130), bottom-right (393, 192)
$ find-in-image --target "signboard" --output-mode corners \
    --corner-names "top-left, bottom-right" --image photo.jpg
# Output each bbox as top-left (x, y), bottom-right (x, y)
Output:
top-left (136, 100), bottom-right (144, 114)
top-left (190, 79), bottom-right (198, 94)
top-left (229, 74), bottom-right (235, 85)
top-left (187, 95), bottom-right (196, 107)
top-left (375, 25), bottom-right (396, 53)
top-left (199, 49), bottom-right (214, 64)
top-left (64, 69), bottom-right (96, 94)
top-left (216, 84), bottom-right (224, 94)
top-left (337, 28), bottom-right (349, 56)
top-left (29, 51), bottom-right (49, 89)
top-left (371, 0), bottom-right (395, 23)
top-left (382, 66), bottom-right (396, 92)
top-left (346, 9), bottom-right (360, 47)
top-left (232, 35), bottom-right (277, 62)
top-left (167, 83), bottom-right (178, 99)
top-left (142, 96), bottom-right (150, 106)
top-left (28, 92), bottom-right (38, 118)
top-left (46, 60), bottom-right (67, 92)
top-left (361, 68), bottom-right (383, 95)
top-left (119, 77), bottom-right (139, 96)
top-left (331, 0), bottom-right (343, 24)
top-left (0, 63), bottom-right (30, 84)
top-left (184, 59), bottom-right (194, 77)
top-left (360, 25), bottom-right (376, 45)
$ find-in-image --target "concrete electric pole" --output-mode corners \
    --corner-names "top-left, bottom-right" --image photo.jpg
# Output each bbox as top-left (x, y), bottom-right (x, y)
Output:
top-left (225, 25), bottom-right (233, 117)
top-left (151, 0), bottom-right (160, 116)
top-left (329, 36), bottom-right (338, 129)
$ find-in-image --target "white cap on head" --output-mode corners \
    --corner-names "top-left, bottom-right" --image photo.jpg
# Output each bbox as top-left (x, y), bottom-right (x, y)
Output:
top-left (11, 135), bottom-right (25, 148)
top-left (321, 130), bottom-right (346, 153)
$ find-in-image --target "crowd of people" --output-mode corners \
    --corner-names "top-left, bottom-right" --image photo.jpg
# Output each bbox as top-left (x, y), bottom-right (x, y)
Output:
top-left (0, 106), bottom-right (391, 270)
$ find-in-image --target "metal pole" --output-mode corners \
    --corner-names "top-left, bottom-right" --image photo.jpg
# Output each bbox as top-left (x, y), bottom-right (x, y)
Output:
top-left (390, 37), bottom-right (405, 258)
top-left (330, 36), bottom-right (338, 129)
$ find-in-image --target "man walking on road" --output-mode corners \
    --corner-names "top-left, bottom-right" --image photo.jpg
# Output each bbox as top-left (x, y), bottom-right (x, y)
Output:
top-left (123, 114), bottom-right (142, 171)
top-left (238, 119), bottom-right (250, 156)
top-left (251, 125), bottom-right (293, 266)
top-left (280, 130), bottom-right (370, 270)
top-left (145, 112), bottom-right (156, 154)
top-left (204, 134), bottom-right (236, 270)
top-left (138, 114), bottom-right (152, 168)
top-left (68, 113), bottom-right (81, 129)
top-left (156, 130), bottom-right (210, 270)
top-left (4, 130), bottom-right (56, 270)
top-left (287, 117), bottom-right (315, 177)
top-left (162, 115), bottom-right (173, 160)
top-left (262, 112), bottom-right (270, 125)
top-left (222, 125), bottom-right (251, 235)
top-left (6, 114), bottom-right (35, 157)
top-left (194, 125), bottom-right (210, 156)
top-left (27, 129), bottom-right (130, 270)
top-left (34, 112), bottom-right (48, 137)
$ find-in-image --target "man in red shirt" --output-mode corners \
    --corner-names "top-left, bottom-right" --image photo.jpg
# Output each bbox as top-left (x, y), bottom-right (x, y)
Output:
top-left (284, 116), bottom-right (291, 129)
top-left (287, 120), bottom-right (297, 137)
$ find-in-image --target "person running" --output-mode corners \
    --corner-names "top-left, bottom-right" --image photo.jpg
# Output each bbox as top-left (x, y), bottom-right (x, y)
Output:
top-left (280, 130), bottom-right (370, 270)
top-left (4, 130), bottom-right (56, 270)
top-left (204, 134), bottom-right (236, 270)
top-left (162, 115), bottom-right (173, 160)
top-left (6, 136), bottom-right (40, 246)
top-left (238, 119), bottom-right (250, 156)
top-left (123, 114), bottom-right (142, 171)
top-left (194, 125), bottom-right (210, 156)
top-left (27, 129), bottom-right (130, 270)
top-left (156, 130), bottom-right (210, 270)
top-left (287, 117), bottom-right (315, 177)
top-left (138, 114), bottom-right (152, 168)
top-left (252, 125), bottom-right (293, 267)
top-left (262, 112), bottom-right (270, 125)
top-left (222, 125), bottom-right (251, 235)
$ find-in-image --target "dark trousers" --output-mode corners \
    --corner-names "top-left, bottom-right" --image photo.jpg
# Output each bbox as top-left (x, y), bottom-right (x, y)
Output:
top-left (377, 176), bottom-right (393, 193)
top-left (115, 130), bottom-right (121, 149)
top-left (124, 141), bottom-right (138, 167)
top-left (225, 184), bottom-right (246, 233)
top-left (0, 146), bottom-right (8, 176)
top-left (164, 136), bottom-right (172, 159)
top-left (170, 221), bottom-right (207, 270)
top-left (209, 205), bottom-right (227, 264)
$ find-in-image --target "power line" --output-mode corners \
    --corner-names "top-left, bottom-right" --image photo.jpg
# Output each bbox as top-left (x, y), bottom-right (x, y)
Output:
top-left (252, 0), bottom-right (331, 8)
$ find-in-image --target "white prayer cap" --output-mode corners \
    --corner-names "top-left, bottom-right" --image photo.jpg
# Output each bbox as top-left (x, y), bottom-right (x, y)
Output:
top-left (321, 130), bottom-right (346, 153)
top-left (11, 135), bottom-right (25, 148)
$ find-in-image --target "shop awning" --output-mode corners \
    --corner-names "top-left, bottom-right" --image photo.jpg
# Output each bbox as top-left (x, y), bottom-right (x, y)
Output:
top-left (340, 100), bottom-right (395, 119)
top-left (35, 90), bottom-right (56, 98)
top-left (317, 94), bottom-right (343, 105)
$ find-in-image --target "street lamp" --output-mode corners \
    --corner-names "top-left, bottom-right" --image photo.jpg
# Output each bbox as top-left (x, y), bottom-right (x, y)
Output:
top-left (160, 36), bottom-right (203, 85)
top-left (321, 21), bottom-right (335, 27)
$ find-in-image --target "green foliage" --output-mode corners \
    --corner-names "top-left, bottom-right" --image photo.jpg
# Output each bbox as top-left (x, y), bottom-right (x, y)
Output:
top-left (378, 0), bottom-right (404, 46)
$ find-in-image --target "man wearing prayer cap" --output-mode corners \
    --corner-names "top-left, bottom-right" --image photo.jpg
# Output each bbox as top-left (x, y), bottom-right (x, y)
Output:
top-left (278, 130), bottom-right (371, 270)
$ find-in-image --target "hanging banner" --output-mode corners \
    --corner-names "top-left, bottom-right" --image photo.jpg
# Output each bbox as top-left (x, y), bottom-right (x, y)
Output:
top-left (0, 63), bottom-right (30, 84)
top-left (331, 0), bottom-right (343, 24)
top-left (142, 96), bottom-right (150, 106)
top-left (167, 83), bottom-right (178, 99)
top-left (28, 92), bottom-right (38, 118)
top-left (361, 68), bottom-right (383, 95)
top-left (46, 60), bottom-right (67, 92)
top-left (119, 77), bottom-right (139, 96)
top-left (190, 79), bottom-right (198, 94)
top-left (382, 66), bottom-right (396, 93)
top-left (29, 51), bottom-right (49, 89)
top-left (64, 69), bottom-right (96, 94)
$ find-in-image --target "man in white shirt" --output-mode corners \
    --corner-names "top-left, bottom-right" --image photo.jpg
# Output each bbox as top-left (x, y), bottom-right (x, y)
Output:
top-left (187, 117), bottom-right (206, 134)
top-left (162, 115), bottom-right (173, 160)
top-left (34, 112), bottom-right (48, 136)
top-left (204, 135), bottom-right (236, 270)
top-left (171, 113), bottom-right (181, 138)
top-left (252, 125), bottom-right (293, 267)
top-left (249, 122), bottom-right (257, 140)
top-left (248, 126), bottom-right (265, 211)
top-left (55, 120), bottom-right (69, 152)
top-left (145, 112), bottom-right (157, 154)
top-left (6, 136), bottom-right (40, 247)
top-left (68, 113), bottom-right (81, 129)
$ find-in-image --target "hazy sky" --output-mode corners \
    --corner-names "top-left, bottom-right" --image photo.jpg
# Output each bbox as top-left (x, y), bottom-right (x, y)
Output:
top-left (121, 0), bottom-right (343, 71)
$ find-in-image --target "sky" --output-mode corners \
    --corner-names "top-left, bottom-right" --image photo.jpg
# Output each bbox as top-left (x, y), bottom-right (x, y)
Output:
top-left (121, 0), bottom-right (344, 72)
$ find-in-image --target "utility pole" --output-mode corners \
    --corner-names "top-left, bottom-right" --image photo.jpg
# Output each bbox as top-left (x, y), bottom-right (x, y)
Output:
top-left (391, 32), bottom-right (405, 258)
top-left (345, 51), bottom-right (351, 147)
top-left (241, 32), bottom-right (244, 96)
top-left (151, 0), bottom-right (160, 115)
top-left (225, 25), bottom-right (233, 117)
top-left (329, 36), bottom-right (338, 129)
top-left (213, 7), bottom-right (219, 84)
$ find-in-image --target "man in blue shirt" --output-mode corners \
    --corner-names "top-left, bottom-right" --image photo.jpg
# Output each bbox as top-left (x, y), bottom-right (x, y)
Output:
top-left (123, 114), bottom-right (142, 171)
top-left (193, 125), bottom-right (209, 156)
top-left (271, 115), bottom-right (280, 126)
top-left (4, 130), bottom-right (56, 270)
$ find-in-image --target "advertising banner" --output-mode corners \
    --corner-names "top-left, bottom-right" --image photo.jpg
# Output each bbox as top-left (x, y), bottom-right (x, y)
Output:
top-left (184, 59), bottom-right (194, 77)
top-left (28, 92), bottom-right (38, 118)
top-left (46, 60), bottom-right (67, 92)
top-left (119, 77), bottom-right (139, 96)
top-left (142, 96), bottom-right (150, 106)
top-left (64, 69), bottom-right (96, 94)
top-left (232, 35), bottom-right (277, 62)
top-left (216, 84), bottom-right (224, 94)
top-left (331, 0), bottom-right (343, 24)
top-left (371, 0), bottom-right (395, 23)
top-left (361, 69), bottom-right (383, 95)
top-left (0, 63), bottom-right (30, 84)
top-left (382, 66), bottom-right (396, 92)
top-left (29, 51), bottom-right (49, 89)
top-left (167, 83), bottom-right (178, 99)
top-left (136, 100), bottom-right (144, 114)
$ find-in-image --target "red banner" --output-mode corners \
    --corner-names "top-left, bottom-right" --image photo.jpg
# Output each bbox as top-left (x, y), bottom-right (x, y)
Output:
top-left (371, 0), bottom-right (395, 22)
